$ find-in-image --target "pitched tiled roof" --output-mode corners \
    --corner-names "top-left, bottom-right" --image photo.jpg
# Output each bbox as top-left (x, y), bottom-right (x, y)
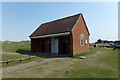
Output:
top-left (30, 13), bottom-right (81, 37)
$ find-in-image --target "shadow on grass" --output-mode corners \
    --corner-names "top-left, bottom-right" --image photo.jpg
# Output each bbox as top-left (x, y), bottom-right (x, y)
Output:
top-left (72, 52), bottom-right (91, 58)
top-left (16, 49), bottom-right (33, 55)
top-left (16, 49), bottom-right (71, 58)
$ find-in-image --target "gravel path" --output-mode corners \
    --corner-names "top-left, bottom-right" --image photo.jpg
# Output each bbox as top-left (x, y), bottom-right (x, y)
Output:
top-left (2, 58), bottom-right (65, 74)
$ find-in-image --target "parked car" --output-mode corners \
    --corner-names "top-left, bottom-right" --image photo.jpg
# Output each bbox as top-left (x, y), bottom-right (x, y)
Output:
top-left (113, 45), bottom-right (120, 50)
top-left (105, 44), bottom-right (115, 48)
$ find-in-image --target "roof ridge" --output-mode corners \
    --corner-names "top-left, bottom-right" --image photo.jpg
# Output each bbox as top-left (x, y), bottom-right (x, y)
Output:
top-left (41, 13), bottom-right (81, 25)
top-left (30, 13), bottom-right (82, 37)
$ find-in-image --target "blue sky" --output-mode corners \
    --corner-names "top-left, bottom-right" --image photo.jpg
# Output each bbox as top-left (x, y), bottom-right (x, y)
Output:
top-left (2, 2), bottom-right (118, 42)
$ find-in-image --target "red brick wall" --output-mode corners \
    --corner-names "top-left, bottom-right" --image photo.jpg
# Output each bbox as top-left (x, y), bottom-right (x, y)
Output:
top-left (58, 35), bottom-right (71, 55)
top-left (31, 38), bottom-right (40, 53)
top-left (72, 15), bottom-right (90, 56)
top-left (31, 37), bottom-right (50, 54)
top-left (44, 38), bottom-right (51, 53)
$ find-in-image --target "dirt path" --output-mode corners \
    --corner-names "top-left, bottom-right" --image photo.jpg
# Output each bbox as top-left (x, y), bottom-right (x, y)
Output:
top-left (2, 58), bottom-right (66, 74)
top-left (2, 48), bottom-right (106, 74)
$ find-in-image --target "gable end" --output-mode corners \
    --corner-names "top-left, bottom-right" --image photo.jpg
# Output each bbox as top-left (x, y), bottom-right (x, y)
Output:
top-left (71, 14), bottom-right (90, 35)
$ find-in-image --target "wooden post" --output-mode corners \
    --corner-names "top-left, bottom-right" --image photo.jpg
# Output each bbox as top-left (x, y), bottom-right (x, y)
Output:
top-left (19, 58), bottom-right (22, 62)
top-left (29, 57), bottom-right (31, 59)
top-left (6, 61), bottom-right (8, 65)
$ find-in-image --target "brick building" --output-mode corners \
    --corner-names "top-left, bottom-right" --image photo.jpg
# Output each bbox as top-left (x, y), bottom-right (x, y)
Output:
top-left (29, 13), bottom-right (90, 56)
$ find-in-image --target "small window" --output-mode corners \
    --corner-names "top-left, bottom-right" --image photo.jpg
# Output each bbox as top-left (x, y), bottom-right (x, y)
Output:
top-left (80, 38), bottom-right (84, 46)
top-left (85, 39), bottom-right (88, 44)
top-left (80, 33), bottom-right (85, 46)
top-left (80, 33), bottom-right (84, 37)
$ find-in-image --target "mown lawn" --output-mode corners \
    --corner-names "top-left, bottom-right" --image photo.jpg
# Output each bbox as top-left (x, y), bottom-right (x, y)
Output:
top-left (3, 47), bottom-right (118, 78)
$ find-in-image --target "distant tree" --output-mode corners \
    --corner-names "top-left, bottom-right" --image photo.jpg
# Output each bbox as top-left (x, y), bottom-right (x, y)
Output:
top-left (97, 39), bottom-right (102, 43)
top-left (114, 41), bottom-right (120, 45)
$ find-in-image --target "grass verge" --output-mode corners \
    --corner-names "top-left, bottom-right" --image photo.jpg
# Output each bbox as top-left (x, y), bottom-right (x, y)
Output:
top-left (2, 57), bottom-right (42, 67)
top-left (3, 47), bottom-right (118, 78)
top-left (73, 52), bottom-right (92, 58)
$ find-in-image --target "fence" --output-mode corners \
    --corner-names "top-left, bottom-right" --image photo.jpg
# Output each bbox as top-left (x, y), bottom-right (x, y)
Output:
top-left (0, 56), bottom-right (36, 64)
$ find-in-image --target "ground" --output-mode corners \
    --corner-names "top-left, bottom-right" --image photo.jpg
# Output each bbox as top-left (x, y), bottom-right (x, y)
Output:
top-left (1, 41), bottom-right (43, 67)
top-left (2, 47), bottom-right (118, 78)
top-left (1, 41), bottom-right (31, 61)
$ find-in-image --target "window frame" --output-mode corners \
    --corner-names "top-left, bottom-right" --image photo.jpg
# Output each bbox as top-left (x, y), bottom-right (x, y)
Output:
top-left (85, 39), bottom-right (88, 44)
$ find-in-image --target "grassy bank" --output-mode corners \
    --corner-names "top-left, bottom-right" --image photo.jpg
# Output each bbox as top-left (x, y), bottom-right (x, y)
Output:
top-left (1, 41), bottom-right (43, 67)
top-left (3, 47), bottom-right (118, 78)
top-left (2, 53), bottom-right (30, 61)
top-left (2, 41), bottom-right (31, 53)
top-left (2, 41), bottom-right (31, 61)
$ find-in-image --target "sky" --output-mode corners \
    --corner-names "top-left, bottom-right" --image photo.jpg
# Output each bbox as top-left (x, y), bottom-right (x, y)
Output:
top-left (2, 2), bottom-right (118, 43)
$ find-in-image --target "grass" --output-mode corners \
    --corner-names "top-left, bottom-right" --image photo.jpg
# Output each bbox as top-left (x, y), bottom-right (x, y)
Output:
top-left (73, 47), bottom-right (99, 58)
top-left (3, 47), bottom-right (118, 78)
top-left (2, 57), bottom-right (42, 67)
top-left (2, 53), bottom-right (30, 61)
top-left (1, 52), bottom-right (44, 67)
top-left (2, 41), bottom-right (31, 53)
top-left (73, 52), bottom-right (92, 58)
top-left (1, 41), bottom-right (44, 67)
top-left (90, 43), bottom-right (111, 46)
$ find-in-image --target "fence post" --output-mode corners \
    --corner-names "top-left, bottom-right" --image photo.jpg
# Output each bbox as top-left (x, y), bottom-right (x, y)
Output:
top-left (29, 56), bottom-right (31, 59)
top-left (19, 58), bottom-right (22, 62)
top-left (6, 60), bottom-right (8, 65)
top-left (1, 56), bottom-right (36, 65)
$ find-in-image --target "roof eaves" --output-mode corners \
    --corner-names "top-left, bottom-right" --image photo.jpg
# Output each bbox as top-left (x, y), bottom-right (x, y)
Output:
top-left (30, 32), bottom-right (70, 39)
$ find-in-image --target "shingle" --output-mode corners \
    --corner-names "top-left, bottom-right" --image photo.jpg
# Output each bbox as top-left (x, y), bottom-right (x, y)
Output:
top-left (30, 13), bottom-right (81, 37)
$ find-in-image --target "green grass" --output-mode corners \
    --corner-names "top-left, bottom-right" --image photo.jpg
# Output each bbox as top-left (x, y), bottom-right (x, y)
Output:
top-left (1, 41), bottom-right (44, 67)
top-left (2, 41), bottom-right (31, 53)
top-left (73, 52), bottom-right (92, 58)
top-left (62, 48), bottom-right (118, 78)
top-left (2, 52), bottom-right (44, 67)
top-left (90, 43), bottom-right (113, 47)
top-left (3, 47), bottom-right (118, 78)
top-left (2, 57), bottom-right (42, 67)
top-left (2, 53), bottom-right (30, 61)
top-left (73, 47), bottom-right (100, 58)
top-left (1, 40), bottom-right (32, 62)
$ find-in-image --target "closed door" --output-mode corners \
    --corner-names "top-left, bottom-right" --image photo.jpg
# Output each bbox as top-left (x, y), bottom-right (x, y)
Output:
top-left (51, 37), bottom-right (59, 54)
top-left (41, 40), bottom-right (45, 52)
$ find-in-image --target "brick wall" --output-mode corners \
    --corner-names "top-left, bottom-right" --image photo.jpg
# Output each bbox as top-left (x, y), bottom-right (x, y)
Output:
top-left (31, 37), bottom-right (51, 54)
top-left (31, 38), bottom-right (40, 53)
top-left (72, 15), bottom-right (90, 56)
